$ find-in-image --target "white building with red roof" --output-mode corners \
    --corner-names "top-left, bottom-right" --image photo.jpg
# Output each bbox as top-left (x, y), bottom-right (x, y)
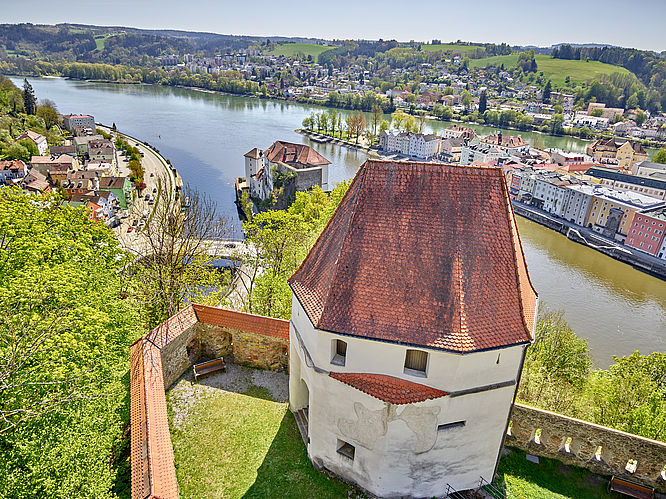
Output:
top-left (287, 160), bottom-right (538, 496)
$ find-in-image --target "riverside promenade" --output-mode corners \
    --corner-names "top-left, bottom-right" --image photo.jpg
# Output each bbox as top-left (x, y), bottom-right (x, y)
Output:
top-left (513, 201), bottom-right (666, 280)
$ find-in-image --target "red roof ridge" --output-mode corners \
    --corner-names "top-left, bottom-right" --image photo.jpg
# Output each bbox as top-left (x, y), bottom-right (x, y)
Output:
top-left (329, 372), bottom-right (449, 404)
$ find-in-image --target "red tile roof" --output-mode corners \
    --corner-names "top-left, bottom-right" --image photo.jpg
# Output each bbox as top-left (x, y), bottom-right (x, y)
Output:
top-left (144, 304), bottom-right (198, 349)
top-left (265, 140), bottom-right (330, 168)
top-left (130, 340), bottom-right (179, 499)
top-left (288, 160), bottom-right (537, 353)
top-left (193, 304), bottom-right (289, 340)
top-left (329, 372), bottom-right (449, 404)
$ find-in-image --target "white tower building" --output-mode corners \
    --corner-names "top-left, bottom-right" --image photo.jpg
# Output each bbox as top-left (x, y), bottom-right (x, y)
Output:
top-left (288, 160), bottom-right (538, 497)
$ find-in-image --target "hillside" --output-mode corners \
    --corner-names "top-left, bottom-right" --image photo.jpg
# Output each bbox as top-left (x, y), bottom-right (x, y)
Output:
top-left (421, 43), bottom-right (483, 53)
top-left (470, 53), bottom-right (633, 85)
top-left (268, 43), bottom-right (335, 61)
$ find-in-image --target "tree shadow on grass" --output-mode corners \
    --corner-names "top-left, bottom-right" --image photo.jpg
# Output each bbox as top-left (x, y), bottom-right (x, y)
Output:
top-left (494, 447), bottom-right (618, 499)
top-left (242, 411), bottom-right (358, 499)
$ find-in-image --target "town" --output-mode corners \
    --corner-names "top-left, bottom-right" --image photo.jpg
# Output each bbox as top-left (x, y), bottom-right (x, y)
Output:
top-left (2, 9), bottom-right (666, 499)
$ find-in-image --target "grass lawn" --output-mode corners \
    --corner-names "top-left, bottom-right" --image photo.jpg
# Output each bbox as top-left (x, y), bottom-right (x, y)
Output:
top-left (268, 43), bottom-right (335, 61)
top-left (168, 369), bottom-right (623, 499)
top-left (494, 448), bottom-right (620, 498)
top-left (470, 54), bottom-right (632, 85)
top-left (421, 43), bottom-right (483, 53)
top-left (168, 383), bottom-right (360, 499)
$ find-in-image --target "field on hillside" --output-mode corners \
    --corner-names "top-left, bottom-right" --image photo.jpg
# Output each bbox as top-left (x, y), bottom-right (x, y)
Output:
top-left (268, 43), bottom-right (334, 61)
top-left (422, 44), bottom-right (483, 53)
top-left (470, 54), bottom-right (632, 85)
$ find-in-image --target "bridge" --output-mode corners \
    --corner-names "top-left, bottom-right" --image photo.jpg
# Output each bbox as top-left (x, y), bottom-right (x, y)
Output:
top-left (120, 236), bottom-right (251, 263)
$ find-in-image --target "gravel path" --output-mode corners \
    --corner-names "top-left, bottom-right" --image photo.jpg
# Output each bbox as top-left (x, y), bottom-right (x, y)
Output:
top-left (167, 361), bottom-right (289, 429)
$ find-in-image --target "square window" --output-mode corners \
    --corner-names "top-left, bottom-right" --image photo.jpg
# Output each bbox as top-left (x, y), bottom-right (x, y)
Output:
top-left (331, 339), bottom-right (347, 366)
top-left (337, 439), bottom-right (355, 460)
top-left (404, 349), bottom-right (428, 376)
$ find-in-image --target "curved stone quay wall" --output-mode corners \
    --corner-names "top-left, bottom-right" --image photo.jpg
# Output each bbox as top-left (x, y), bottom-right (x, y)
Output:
top-left (507, 403), bottom-right (666, 493)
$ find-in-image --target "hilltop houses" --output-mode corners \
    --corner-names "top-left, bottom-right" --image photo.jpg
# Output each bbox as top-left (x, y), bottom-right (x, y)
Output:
top-left (288, 160), bottom-right (537, 497)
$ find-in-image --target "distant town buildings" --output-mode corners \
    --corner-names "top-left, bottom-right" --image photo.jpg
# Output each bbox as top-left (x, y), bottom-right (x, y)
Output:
top-left (62, 114), bottom-right (96, 132)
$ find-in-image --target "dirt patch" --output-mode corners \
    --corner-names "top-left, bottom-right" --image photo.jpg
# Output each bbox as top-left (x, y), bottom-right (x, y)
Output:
top-left (167, 360), bottom-right (289, 429)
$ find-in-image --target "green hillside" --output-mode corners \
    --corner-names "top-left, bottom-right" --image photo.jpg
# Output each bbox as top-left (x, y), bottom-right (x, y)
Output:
top-left (268, 43), bottom-right (335, 61)
top-left (422, 43), bottom-right (483, 53)
top-left (470, 54), bottom-right (632, 85)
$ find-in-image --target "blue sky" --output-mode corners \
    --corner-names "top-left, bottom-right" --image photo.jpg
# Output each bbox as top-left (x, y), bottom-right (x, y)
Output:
top-left (2, 0), bottom-right (665, 52)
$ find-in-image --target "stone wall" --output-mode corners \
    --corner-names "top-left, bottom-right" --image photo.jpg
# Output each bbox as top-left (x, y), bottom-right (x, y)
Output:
top-left (507, 403), bottom-right (666, 493)
top-left (231, 330), bottom-right (288, 370)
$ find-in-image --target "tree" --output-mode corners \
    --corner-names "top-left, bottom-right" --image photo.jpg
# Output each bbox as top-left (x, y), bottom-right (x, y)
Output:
top-left (328, 110), bottom-right (338, 137)
top-left (370, 104), bottom-right (383, 136)
top-left (379, 119), bottom-right (390, 134)
top-left (635, 110), bottom-right (647, 126)
top-left (2, 142), bottom-right (30, 162)
top-left (415, 111), bottom-right (427, 134)
top-left (518, 310), bottom-right (592, 413)
top-left (22, 79), bottom-right (36, 116)
top-left (653, 148), bottom-right (666, 164)
top-left (543, 80), bottom-right (552, 103)
top-left (461, 91), bottom-right (471, 110)
top-left (0, 187), bottom-right (139, 497)
top-left (37, 102), bottom-right (59, 129)
top-left (478, 91), bottom-right (487, 114)
top-left (132, 182), bottom-right (232, 327)
top-left (590, 108), bottom-right (604, 117)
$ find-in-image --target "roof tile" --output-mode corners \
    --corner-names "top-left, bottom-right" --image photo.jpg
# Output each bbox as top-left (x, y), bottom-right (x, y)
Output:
top-left (329, 372), bottom-right (449, 404)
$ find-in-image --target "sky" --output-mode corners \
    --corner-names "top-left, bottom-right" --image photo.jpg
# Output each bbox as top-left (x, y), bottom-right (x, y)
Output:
top-left (2, 0), bottom-right (665, 52)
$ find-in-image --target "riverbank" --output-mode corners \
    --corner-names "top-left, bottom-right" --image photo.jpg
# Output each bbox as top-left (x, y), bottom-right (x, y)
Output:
top-left (296, 128), bottom-right (379, 154)
top-left (513, 201), bottom-right (666, 281)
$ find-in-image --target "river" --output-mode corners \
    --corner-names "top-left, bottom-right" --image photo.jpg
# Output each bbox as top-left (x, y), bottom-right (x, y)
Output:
top-left (12, 76), bottom-right (666, 367)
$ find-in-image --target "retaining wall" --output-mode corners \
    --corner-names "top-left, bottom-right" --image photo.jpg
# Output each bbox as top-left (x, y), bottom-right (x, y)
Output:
top-left (508, 403), bottom-right (666, 493)
top-left (130, 304), bottom-right (289, 499)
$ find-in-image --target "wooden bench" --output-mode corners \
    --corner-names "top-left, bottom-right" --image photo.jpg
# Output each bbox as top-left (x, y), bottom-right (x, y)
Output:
top-left (608, 476), bottom-right (654, 499)
top-left (193, 358), bottom-right (225, 380)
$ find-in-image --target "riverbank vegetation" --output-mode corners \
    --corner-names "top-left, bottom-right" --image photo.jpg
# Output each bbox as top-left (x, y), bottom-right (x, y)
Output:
top-left (518, 309), bottom-right (666, 441)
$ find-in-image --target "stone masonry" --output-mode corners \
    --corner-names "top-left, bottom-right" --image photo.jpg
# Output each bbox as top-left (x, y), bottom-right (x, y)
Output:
top-left (507, 402), bottom-right (666, 493)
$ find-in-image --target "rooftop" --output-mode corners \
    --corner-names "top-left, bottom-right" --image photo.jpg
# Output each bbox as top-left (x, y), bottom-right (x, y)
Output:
top-left (265, 141), bottom-right (330, 168)
top-left (329, 372), bottom-right (448, 404)
top-left (288, 160), bottom-right (537, 353)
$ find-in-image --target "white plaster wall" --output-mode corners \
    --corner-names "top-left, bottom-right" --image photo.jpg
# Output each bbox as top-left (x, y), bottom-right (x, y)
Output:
top-left (292, 294), bottom-right (524, 393)
top-left (290, 337), bottom-right (517, 496)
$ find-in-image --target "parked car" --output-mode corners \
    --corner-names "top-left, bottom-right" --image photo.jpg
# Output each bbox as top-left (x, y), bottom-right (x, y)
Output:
top-left (224, 243), bottom-right (236, 248)
top-left (127, 226), bottom-right (133, 233)
top-left (144, 194), bottom-right (150, 201)
top-left (153, 187), bottom-right (157, 193)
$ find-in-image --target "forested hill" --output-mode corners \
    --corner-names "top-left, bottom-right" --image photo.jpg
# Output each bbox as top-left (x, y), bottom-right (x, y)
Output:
top-left (0, 23), bottom-right (324, 65)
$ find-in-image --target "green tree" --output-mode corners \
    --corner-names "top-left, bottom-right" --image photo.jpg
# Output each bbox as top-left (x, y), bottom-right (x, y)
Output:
top-left (22, 79), bottom-right (37, 115)
top-left (653, 148), bottom-right (666, 164)
top-left (478, 91), bottom-right (487, 114)
top-left (0, 187), bottom-right (140, 497)
top-left (2, 142), bottom-right (30, 162)
top-left (635, 110), bottom-right (646, 126)
top-left (590, 108), bottom-right (604, 117)
top-left (518, 310), bottom-right (592, 413)
top-left (379, 119), bottom-right (390, 134)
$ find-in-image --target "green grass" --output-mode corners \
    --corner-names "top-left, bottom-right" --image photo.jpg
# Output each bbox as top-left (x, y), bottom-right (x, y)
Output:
top-left (168, 384), bottom-right (361, 499)
top-left (268, 43), bottom-right (334, 61)
top-left (470, 54), bottom-right (632, 85)
top-left (421, 43), bottom-right (483, 53)
top-left (94, 34), bottom-right (112, 52)
top-left (494, 448), bottom-right (620, 498)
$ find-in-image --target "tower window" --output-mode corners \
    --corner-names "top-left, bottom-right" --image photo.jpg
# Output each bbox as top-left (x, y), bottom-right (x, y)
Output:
top-left (404, 349), bottom-right (428, 376)
top-left (331, 339), bottom-right (347, 366)
top-left (337, 439), bottom-right (355, 460)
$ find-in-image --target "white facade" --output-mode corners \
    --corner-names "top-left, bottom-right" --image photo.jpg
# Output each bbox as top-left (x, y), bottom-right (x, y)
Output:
top-left (561, 185), bottom-right (595, 226)
top-left (244, 151), bottom-right (270, 200)
top-left (460, 144), bottom-right (506, 166)
top-left (289, 297), bottom-right (530, 497)
top-left (63, 114), bottom-right (96, 132)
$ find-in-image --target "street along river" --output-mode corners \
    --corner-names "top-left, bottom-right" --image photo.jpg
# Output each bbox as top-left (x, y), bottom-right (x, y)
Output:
top-left (14, 76), bottom-right (666, 367)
